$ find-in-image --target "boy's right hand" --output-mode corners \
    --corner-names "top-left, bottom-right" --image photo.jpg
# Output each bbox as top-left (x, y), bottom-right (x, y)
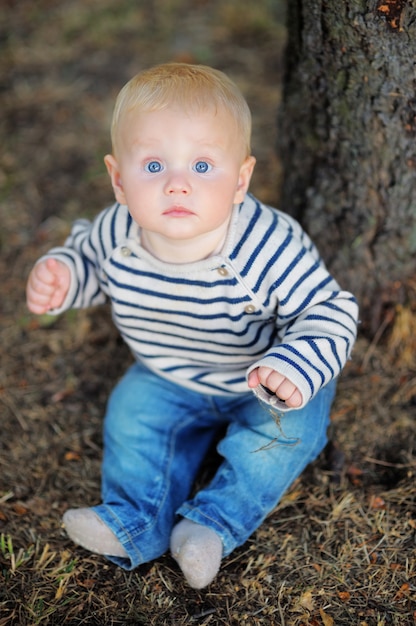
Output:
top-left (26, 258), bottom-right (71, 314)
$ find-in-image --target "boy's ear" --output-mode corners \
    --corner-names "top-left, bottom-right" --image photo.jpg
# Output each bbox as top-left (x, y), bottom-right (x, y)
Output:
top-left (104, 154), bottom-right (126, 205)
top-left (234, 156), bottom-right (256, 204)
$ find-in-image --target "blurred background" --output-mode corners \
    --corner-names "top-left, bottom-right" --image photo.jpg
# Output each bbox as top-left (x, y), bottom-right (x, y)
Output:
top-left (1, 0), bottom-right (286, 260)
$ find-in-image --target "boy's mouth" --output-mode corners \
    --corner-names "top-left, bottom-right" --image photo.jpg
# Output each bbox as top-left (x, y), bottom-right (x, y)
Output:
top-left (163, 206), bottom-right (195, 217)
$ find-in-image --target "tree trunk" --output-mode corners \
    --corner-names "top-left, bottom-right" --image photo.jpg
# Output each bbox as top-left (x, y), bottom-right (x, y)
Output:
top-left (278, 0), bottom-right (416, 335)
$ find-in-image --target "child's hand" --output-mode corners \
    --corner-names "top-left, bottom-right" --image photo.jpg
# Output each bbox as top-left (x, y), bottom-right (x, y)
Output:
top-left (248, 366), bottom-right (303, 408)
top-left (26, 258), bottom-right (71, 315)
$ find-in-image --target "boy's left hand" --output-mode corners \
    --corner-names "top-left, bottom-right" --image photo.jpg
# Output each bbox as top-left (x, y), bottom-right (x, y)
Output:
top-left (248, 367), bottom-right (303, 408)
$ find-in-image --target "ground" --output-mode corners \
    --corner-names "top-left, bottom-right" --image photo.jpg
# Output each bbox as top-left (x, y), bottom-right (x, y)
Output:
top-left (1, 1), bottom-right (415, 624)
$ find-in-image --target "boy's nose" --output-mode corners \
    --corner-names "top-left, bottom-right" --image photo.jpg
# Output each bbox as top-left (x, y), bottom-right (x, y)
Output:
top-left (164, 173), bottom-right (191, 195)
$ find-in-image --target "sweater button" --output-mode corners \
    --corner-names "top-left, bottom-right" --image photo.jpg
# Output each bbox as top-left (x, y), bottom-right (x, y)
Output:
top-left (121, 246), bottom-right (132, 257)
top-left (244, 304), bottom-right (256, 314)
top-left (217, 267), bottom-right (229, 276)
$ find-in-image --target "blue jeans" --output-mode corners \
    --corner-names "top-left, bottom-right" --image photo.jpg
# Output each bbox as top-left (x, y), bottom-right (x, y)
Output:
top-left (92, 361), bottom-right (336, 570)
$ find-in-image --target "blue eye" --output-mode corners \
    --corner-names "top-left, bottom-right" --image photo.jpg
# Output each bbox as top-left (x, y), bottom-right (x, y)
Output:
top-left (193, 161), bottom-right (211, 174)
top-left (145, 161), bottom-right (163, 173)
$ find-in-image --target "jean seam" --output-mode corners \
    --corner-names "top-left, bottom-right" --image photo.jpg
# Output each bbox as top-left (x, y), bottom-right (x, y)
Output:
top-left (100, 504), bottom-right (144, 562)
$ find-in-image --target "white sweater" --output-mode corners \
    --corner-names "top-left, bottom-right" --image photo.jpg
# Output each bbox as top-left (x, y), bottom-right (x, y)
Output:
top-left (46, 194), bottom-right (358, 409)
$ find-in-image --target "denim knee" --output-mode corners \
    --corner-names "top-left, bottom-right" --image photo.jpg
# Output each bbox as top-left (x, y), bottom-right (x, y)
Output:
top-left (178, 380), bottom-right (337, 556)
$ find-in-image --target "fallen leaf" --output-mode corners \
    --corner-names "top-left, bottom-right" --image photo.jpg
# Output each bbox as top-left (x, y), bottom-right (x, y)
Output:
top-left (347, 464), bottom-right (364, 486)
top-left (319, 607), bottom-right (334, 626)
top-left (338, 590), bottom-right (351, 602)
top-left (347, 464), bottom-right (363, 477)
top-left (370, 552), bottom-right (379, 564)
top-left (282, 489), bottom-right (303, 503)
top-left (55, 578), bottom-right (68, 600)
top-left (12, 503), bottom-right (29, 516)
top-left (370, 495), bottom-right (386, 510)
top-left (64, 451), bottom-right (81, 462)
top-left (299, 589), bottom-right (314, 611)
top-left (395, 583), bottom-right (410, 599)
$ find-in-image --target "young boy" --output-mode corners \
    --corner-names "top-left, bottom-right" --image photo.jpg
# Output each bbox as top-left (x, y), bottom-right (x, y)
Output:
top-left (26, 63), bottom-right (358, 589)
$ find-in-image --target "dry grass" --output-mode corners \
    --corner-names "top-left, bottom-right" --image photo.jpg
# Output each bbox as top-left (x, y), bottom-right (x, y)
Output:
top-left (1, 1), bottom-right (416, 624)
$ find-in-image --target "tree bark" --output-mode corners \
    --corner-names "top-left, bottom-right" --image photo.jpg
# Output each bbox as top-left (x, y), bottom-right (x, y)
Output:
top-left (278, 0), bottom-right (416, 334)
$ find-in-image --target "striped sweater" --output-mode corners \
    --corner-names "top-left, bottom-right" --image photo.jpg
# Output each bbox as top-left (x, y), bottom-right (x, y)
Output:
top-left (47, 194), bottom-right (358, 410)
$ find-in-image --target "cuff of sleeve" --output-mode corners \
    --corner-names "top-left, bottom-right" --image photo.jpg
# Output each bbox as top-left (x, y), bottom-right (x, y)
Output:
top-left (246, 358), bottom-right (309, 412)
top-left (39, 254), bottom-right (77, 315)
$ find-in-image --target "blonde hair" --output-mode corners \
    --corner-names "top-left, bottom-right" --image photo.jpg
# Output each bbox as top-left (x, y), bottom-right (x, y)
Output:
top-left (110, 63), bottom-right (252, 157)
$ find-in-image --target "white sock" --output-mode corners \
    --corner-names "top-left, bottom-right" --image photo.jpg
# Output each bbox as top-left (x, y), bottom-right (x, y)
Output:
top-left (170, 518), bottom-right (223, 589)
top-left (62, 508), bottom-right (128, 558)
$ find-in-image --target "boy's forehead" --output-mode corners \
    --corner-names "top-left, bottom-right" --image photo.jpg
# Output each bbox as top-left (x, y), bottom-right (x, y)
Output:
top-left (121, 106), bottom-right (240, 139)
top-left (114, 104), bottom-right (248, 159)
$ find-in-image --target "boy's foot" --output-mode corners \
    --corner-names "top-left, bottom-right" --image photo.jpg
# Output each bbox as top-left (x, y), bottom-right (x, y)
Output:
top-left (170, 518), bottom-right (223, 589)
top-left (62, 508), bottom-right (128, 558)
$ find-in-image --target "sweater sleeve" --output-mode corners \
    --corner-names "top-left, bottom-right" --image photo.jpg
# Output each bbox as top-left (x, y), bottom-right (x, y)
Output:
top-left (40, 203), bottom-right (129, 314)
top-left (246, 219), bottom-right (359, 411)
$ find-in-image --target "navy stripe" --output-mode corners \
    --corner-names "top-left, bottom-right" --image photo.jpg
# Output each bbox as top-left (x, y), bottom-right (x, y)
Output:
top-left (122, 328), bottom-right (268, 359)
top-left (107, 275), bottom-right (251, 306)
top-left (240, 210), bottom-right (278, 278)
top-left (109, 258), bottom-right (238, 288)
top-left (57, 252), bottom-right (81, 307)
top-left (263, 248), bottom-right (309, 307)
top-left (113, 301), bottom-right (261, 322)
top-left (301, 313), bottom-right (356, 340)
top-left (252, 230), bottom-right (293, 294)
top-left (114, 311), bottom-right (264, 335)
top-left (109, 204), bottom-right (119, 248)
top-left (118, 319), bottom-right (274, 350)
top-left (229, 197), bottom-right (262, 260)
top-left (320, 299), bottom-right (358, 327)
top-left (269, 351), bottom-right (315, 396)
top-left (280, 343), bottom-right (325, 386)
top-left (278, 276), bottom-right (334, 318)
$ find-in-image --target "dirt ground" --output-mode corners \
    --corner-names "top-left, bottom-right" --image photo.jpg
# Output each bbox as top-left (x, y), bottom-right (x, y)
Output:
top-left (1, 1), bottom-right (415, 624)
